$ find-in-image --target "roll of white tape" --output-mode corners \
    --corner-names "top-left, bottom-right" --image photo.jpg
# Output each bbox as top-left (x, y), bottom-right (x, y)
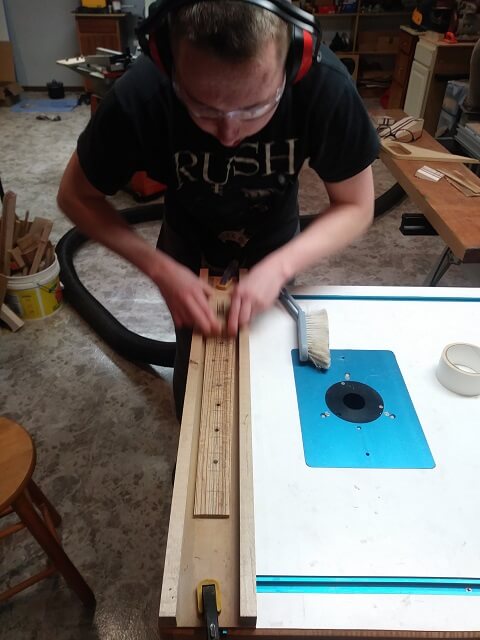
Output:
top-left (436, 343), bottom-right (480, 397)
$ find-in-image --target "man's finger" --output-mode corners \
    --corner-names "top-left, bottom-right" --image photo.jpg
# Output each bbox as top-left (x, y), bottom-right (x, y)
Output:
top-left (227, 294), bottom-right (241, 336)
top-left (201, 281), bottom-right (218, 298)
top-left (188, 293), bottom-right (222, 336)
top-left (238, 298), bottom-right (253, 328)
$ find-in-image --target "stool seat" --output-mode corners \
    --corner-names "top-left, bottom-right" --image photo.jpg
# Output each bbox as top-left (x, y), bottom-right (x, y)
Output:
top-left (0, 416), bottom-right (95, 606)
top-left (0, 417), bottom-right (36, 512)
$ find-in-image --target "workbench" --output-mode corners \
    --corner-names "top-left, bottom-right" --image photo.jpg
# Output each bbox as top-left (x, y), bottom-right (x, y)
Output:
top-left (159, 284), bottom-right (480, 638)
top-left (379, 113), bottom-right (480, 285)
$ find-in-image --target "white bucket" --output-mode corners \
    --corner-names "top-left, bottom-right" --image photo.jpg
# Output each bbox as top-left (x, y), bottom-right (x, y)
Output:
top-left (6, 255), bottom-right (63, 320)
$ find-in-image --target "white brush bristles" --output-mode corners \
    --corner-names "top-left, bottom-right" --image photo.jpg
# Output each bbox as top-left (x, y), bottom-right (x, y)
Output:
top-left (305, 309), bottom-right (331, 369)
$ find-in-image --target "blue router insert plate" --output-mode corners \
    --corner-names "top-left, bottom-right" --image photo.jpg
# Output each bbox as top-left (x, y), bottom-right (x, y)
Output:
top-left (292, 349), bottom-right (435, 469)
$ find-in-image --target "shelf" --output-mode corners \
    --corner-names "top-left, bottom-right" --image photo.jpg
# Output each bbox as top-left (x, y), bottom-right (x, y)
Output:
top-left (332, 49), bottom-right (398, 55)
top-left (317, 11), bottom-right (410, 17)
top-left (318, 13), bottom-right (358, 17)
top-left (357, 50), bottom-right (398, 54)
top-left (322, 1), bottom-right (407, 93)
top-left (359, 11), bottom-right (411, 16)
top-left (72, 12), bottom-right (128, 17)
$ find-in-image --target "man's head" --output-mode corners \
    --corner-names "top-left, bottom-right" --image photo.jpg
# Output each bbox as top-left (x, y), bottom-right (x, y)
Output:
top-left (170, 1), bottom-right (291, 64)
top-left (170, 1), bottom-right (290, 147)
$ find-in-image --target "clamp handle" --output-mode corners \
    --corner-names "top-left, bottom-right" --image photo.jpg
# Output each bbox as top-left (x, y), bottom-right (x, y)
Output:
top-left (197, 579), bottom-right (223, 640)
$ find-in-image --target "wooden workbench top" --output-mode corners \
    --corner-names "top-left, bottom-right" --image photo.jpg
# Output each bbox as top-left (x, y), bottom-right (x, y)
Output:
top-left (379, 112), bottom-right (480, 263)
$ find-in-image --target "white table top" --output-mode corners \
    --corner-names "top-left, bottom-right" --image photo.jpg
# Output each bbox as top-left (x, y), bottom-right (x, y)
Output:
top-left (249, 286), bottom-right (480, 632)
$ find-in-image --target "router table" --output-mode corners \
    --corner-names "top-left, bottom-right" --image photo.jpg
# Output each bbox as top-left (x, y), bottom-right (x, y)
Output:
top-left (159, 284), bottom-right (480, 638)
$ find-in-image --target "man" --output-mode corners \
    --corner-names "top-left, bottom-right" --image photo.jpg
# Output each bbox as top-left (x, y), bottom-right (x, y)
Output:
top-left (57, 0), bottom-right (378, 420)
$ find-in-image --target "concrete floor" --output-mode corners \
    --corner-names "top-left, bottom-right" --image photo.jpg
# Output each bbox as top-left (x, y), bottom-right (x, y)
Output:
top-left (0, 93), bottom-right (479, 640)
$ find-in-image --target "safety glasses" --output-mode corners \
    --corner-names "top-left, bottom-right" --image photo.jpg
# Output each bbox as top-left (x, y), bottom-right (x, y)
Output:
top-left (172, 72), bottom-right (286, 121)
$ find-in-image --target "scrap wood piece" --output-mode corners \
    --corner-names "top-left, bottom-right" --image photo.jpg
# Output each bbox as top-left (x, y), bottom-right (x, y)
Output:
top-left (12, 218), bottom-right (22, 245)
top-left (43, 243), bottom-right (53, 270)
top-left (0, 303), bottom-right (24, 332)
top-left (440, 168), bottom-right (480, 194)
top-left (446, 178), bottom-right (480, 198)
top-left (10, 247), bottom-right (25, 270)
top-left (29, 216), bottom-right (50, 237)
top-left (20, 210), bottom-right (30, 236)
top-left (0, 274), bottom-right (7, 307)
top-left (194, 288), bottom-right (236, 518)
top-left (17, 233), bottom-right (40, 253)
top-left (0, 191), bottom-right (17, 276)
top-left (29, 219), bottom-right (53, 275)
top-left (381, 139), bottom-right (480, 164)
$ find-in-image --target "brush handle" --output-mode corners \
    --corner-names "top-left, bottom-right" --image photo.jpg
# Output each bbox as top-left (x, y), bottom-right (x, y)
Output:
top-left (279, 289), bottom-right (308, 362)
top-left (279, 288), bottom-right (299, 320)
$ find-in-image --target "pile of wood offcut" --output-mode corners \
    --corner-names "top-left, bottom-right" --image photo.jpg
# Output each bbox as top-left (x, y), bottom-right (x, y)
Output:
top-left (0, 190), bottom-right (56, 332)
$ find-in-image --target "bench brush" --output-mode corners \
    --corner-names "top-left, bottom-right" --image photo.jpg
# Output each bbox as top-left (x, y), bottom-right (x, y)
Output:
top-left (279, 288), bottom-right (331, 369)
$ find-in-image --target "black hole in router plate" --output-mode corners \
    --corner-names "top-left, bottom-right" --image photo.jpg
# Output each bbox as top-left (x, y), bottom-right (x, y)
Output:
top-left (325, 381), bottom-right (384, 424)
top-left (343, 392), bottom-right (365, 410)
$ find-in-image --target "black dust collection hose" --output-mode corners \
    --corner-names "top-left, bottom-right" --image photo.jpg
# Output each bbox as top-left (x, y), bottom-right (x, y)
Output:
top-left (56, 203), bottom-right (176, 367)
top-left (57, 186), bottom-right (402, 367)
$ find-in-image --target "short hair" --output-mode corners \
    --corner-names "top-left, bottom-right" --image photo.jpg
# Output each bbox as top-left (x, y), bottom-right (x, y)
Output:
top-left (170, 1), bottom-right (290, 62)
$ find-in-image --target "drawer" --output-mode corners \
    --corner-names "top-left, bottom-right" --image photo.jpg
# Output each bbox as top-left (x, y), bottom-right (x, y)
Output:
top-left (399, 30), bottom-right (417, 56)
top-left (393, 50), bottom-right (411, 85)
top-left (76, 17), bottom-right (119, 34)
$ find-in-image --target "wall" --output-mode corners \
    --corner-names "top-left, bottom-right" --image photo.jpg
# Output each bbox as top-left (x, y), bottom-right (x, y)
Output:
top-left (3, 0), bottom-right (146, 88)
top-left (4, 0), bottom-right (82, 86)
top-left (0, 0), bottom-right (9, 40)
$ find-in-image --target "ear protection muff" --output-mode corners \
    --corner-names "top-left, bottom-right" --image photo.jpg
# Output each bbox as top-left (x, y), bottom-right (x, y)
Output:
top-left (136, 0), bottom-right (322, 85)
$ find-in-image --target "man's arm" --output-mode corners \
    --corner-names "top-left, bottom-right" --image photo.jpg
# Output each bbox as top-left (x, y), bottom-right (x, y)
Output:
top-left (227, 165), bottom-right (374, 334)
top-left (57, 151), bottom-right (221, 335)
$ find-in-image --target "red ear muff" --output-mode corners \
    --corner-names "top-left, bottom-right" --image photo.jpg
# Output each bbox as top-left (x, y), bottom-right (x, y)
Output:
top-left (293, 30), bottom-right (314, 84)
top-left (148, 37), bottom-right (167, 74)
top-left (137, 0), bottom-right (322, 81)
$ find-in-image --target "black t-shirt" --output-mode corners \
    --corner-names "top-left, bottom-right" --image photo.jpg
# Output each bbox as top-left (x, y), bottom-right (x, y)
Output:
top-left (77, 45), bottom-right (379, 266)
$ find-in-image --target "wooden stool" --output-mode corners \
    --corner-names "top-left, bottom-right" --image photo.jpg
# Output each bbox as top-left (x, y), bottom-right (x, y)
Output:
top-left (0, 417), bottom-right (95, 606)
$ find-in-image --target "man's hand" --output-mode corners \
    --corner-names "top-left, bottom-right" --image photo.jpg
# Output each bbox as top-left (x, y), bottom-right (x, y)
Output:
top-left (226, 257), bottom-right (287, 336)
top-left (154, 258), bottom-right (222, 336)
top-left (226, 166), bottom-right (375, 336)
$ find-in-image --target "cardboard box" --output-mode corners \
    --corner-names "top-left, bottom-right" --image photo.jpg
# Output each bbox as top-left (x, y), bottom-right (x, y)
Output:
top-left (0, 82), bottom-right (22, 107)
top-left (442, 80), bottom-right (469, 116)
top-left (0, 42), bottom-right (16, 83)
top-left (81, 0), bottom-right (107, 7)
top-left (0, 41), bottom-right (22, 106)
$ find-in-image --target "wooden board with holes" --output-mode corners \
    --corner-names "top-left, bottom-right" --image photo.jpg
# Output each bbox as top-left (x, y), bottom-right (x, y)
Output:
top-left (159, 269), bottom-right (256, 634)
top-left (194, 288), bottom-right (236, 517)
top-left (379, 110), bottom-right (480, 263)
